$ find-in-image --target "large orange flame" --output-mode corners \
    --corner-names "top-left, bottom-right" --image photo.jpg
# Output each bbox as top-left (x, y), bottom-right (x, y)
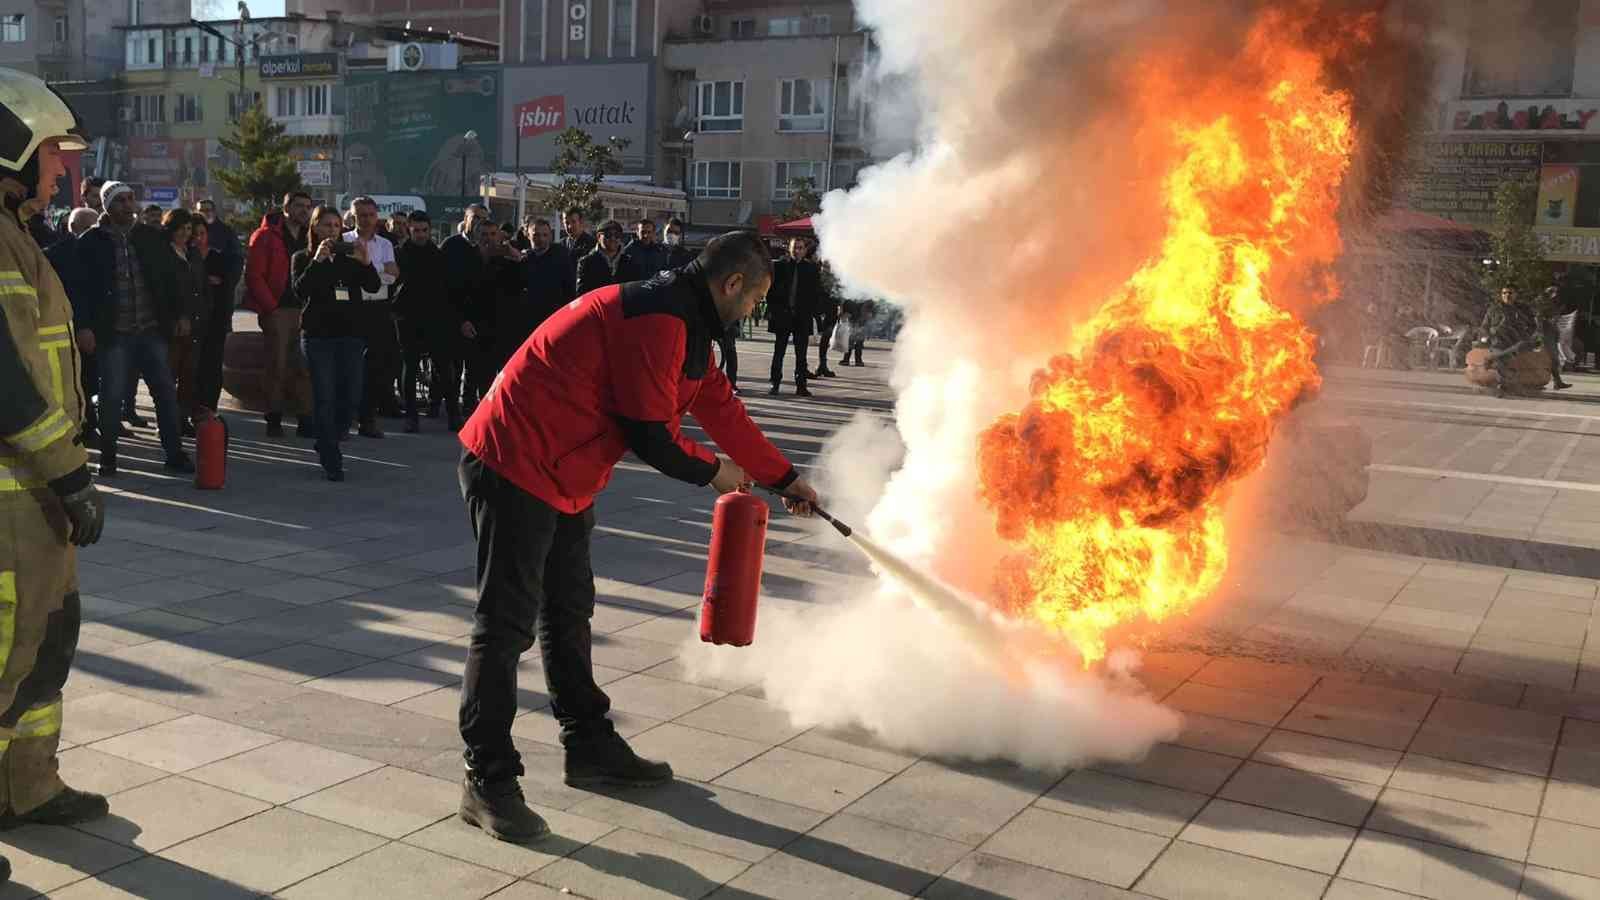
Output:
top-left (977, 9), bottom-right (1368, 665)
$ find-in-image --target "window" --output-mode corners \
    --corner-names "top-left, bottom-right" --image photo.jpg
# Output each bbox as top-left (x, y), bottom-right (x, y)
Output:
top-left (729, 17), bottom-right (756, 38)
top-left (1463, 0), bottom-right (1577, 97)
top-left (275, 86), bottom-right (296, 117)
top-left (811, 14), bottom-right (831, 33)
top-left (610, 0), bottom-right (634, 56)
top-left (832, 161), bottom-right (862, 190)
top-left (182, 36), bottom-right (193, 64)
top-left (304, 84), bottom-right (329, 116)
top-left (51, 15), bottom-right (65, 43)
top-left (768, 16), bottom-right (801, 35)
top-left (523, 0), bottom-right (545, 62)
top-left (227, 90), bottom-right (260, 121)
top-left (692, 161), bottom-right (741, 199)
top-left (174, 93), bottom-right (202, 123)
top-left (774, 161), bottom-right (823, 199)
top-left (129, 94), bottom-right (165, 122)
top-left (0, 14), bottom-right (24, 43)
top-left (696, 80), bottom-right (743, 132)
top-left (779, 78), bottom-right (830, 131)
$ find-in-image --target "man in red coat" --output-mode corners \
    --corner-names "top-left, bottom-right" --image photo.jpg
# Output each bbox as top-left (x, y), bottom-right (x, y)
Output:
top-left (244, 191), bottom-right (311, 437)
top-left (456, 231), bottom-right (819, 843)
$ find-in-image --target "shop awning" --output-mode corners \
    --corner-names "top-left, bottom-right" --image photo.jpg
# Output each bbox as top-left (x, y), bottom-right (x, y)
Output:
top-left (774, 217), bottom-right (815, 235)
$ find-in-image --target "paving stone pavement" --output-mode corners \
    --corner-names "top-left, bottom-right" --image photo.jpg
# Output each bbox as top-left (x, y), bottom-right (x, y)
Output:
top-left (12, 339), bottom-right (1600, 898)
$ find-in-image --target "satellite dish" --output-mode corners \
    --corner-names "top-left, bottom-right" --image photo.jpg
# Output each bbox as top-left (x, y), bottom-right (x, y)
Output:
top-left (672, 106), bottom-right (691, 129)
top-left (735, 201), bottom-right (753, 225)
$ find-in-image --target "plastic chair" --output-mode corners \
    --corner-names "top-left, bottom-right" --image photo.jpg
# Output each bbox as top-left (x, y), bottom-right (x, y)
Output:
top-left (1430, 328), bottom-right (1463, 369)
top-left (1404, 326), bottom-right (1439, 369)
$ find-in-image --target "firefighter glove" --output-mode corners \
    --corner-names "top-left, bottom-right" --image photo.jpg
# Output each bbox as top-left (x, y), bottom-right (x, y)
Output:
top-left (57, 483), bottom-right (105, 546)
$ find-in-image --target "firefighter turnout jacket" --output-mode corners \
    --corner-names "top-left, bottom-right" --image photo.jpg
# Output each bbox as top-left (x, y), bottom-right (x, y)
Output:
top-left (0, 204), bottom-right (88, 809)
top-left (460, 262), bottom-right (798, 514)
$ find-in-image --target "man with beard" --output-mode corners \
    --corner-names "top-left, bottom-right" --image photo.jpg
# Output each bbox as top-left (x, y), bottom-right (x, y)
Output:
top-left (561, 208), bottom-right (596, 273)
top-left (510, 218), bottom-right (574, 356)
top-left (576, 220), bottom-right (638, 296)
top-left (245, 191), bottom-right (312, 437)
top-left (396, 211), bottom-right (464, 433)
top-left (624, 218), bottom-right (669, 278)
top-left (454, 231), bottom-right (819, 842)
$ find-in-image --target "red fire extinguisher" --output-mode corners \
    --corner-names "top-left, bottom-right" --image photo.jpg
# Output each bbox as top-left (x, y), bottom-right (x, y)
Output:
top-left (700, 489), bottom-right (769, 646)
top-left (194, 412), bottom-right (228, 490)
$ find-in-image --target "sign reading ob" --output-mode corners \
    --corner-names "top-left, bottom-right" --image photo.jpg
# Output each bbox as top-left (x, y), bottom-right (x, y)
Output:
top-left (568, 1), bottom-right (588, 43)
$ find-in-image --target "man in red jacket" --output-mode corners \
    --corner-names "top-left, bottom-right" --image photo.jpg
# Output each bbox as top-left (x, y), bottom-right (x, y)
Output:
top-left (245, 191), bottom-right (311, 437)
top-left (456, 231), bottom-right (819, 843)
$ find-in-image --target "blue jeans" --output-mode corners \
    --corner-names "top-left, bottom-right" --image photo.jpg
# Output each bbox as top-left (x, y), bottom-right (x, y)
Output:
top-left (98, 331), bottom-right (184, 461)
top-left (303, 336), bottom-right (365, 473)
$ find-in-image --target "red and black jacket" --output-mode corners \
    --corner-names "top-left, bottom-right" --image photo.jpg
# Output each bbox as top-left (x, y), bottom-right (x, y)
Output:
top-left (459, 262), bottom-right (798, 514)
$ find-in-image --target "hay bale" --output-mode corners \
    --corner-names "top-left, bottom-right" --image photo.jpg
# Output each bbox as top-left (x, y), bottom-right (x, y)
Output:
top-left (221, 331), bottom-right (312, 415)
top-left (1464, 347), bottom-right (1550, 391)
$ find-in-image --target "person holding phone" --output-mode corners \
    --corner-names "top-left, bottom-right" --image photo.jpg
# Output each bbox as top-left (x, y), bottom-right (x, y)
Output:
top-left (293, 206), bottom-right (379, 481)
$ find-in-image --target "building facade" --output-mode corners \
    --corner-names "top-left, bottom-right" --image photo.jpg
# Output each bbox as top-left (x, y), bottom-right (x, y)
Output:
top-left (0, 0), bottom-right (187, 82)
top-left (289, 0), bottom-right (500, 47)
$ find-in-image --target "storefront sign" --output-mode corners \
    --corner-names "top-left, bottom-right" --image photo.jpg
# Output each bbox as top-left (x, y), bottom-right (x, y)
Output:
top-left (260, 53), bottom-right (339, 79)
top-left (1447, 98), bottom-right (1600, 133)
top-left (1538, 226), bottom-right (1600, 263)
top-left (296, 159), bottom-right (332, 186)
top-left (502, 63), bottom-right (651, 172)
top-left (1397, 140), bottom-right (1542, 225)
top-left (146, 187), bottom-right (178, 206)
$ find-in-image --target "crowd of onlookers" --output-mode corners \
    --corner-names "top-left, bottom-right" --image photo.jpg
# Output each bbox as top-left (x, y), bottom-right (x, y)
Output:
top-left (35, 177), bottom-right (876, 482)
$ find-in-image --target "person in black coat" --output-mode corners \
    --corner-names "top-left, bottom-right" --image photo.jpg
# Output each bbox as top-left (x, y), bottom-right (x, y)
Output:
top-left (576, 220), bottom-right (639, 296)
top-left (623, 218), bottom-right (670, 278)
top-left (395, 210), bottom-right (464, 432)
top-left (766, 236), bottom-right (821, 396)
top-left (443, 207), bottom-right (489, 411)
top-left (513, 217), bottom-right (575, 348)
top-left (293, 205), bottom-right (381, 480)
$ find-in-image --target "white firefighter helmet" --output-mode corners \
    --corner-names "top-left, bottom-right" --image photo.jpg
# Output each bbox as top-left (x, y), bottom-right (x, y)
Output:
top-left (0, 68), bottom-right (85, 175)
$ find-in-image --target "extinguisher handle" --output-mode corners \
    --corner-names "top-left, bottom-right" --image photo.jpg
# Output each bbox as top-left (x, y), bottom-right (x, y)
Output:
top-left (759, 486), bottom-right (852, 538)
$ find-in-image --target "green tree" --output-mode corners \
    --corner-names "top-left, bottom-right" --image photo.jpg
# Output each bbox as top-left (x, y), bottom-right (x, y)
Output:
top-left (215, 102), bottom-right (303, 219)
top-left (784, 176), bottom-right (821, 220)
top-left (549, 127), bottom-right (631, 220)
top-left (1482, 177), bottom-right (1553, 309)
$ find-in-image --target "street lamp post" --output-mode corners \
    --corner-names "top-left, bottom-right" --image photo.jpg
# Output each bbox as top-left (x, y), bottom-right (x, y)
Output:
top-left (459, 130), bottom-right (478, 208)
top-left (682, 130), bottom-right (695, 226)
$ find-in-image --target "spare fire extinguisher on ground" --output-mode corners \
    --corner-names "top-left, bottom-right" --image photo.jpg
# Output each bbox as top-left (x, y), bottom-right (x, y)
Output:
top-left (194, 411), bottom-right (228, 490)
top-left (700, 489), bottom-right (769, 646)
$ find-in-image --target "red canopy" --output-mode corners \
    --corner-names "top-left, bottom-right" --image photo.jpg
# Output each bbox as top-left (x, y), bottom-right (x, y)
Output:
top-left (774, 217), bottom-right (815, 235)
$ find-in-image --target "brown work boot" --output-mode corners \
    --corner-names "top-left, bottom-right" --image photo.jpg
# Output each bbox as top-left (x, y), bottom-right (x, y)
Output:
top-left (459, 776), bottom-right (549, 843)
top-left (0, 785), bottom-right (108, 829)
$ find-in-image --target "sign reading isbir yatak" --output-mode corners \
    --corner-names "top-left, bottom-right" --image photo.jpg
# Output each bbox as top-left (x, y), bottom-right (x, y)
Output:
top-left (501, 63), bottom-right (653, 173)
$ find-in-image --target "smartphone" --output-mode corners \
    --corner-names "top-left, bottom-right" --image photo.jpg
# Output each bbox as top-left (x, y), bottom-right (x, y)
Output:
top-left (331, 240), bottom-right (355, 255)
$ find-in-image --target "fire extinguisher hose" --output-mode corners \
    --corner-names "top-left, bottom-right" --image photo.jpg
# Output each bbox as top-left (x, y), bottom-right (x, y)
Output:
top-left (758, 485), bottom-right (852, 538)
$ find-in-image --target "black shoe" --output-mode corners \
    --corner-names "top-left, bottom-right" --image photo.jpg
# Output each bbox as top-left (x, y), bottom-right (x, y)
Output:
top-left (564, 733), bottom-right (673, 788)
top-left (1556, 380), bottom-right (1574, 390)
top-left (164, 454), bottom-right (195, 474)
top-left (460, 777), bottom-right (550, 843)
top-left (296, 421), bottom-right (315, 439)
top-left (768, 385), bottom-right (781, 395)
top-left (325, 468), bottom-right (345, 482)
top-left (795, 386), bottom-right (814, 397)
top-left (819, 368), bottom-right (838, 378)
top-left (358, 421), bottom-right (385, 439)
top-left (98, 443), bottom-right (118, 479)
top-left (403, 416), bottom-right (420, 434)
top-left (265, 413), bottom-right (284, 438)
top-left (0, 786), bottom-right (108, 829)
top-left (123, 411), bottom-right (149, 429)
top-left (181, 418), bottom-right (196, 438)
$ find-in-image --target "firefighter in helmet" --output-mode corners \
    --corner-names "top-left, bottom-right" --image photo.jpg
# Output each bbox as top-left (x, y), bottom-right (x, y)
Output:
top-left (0, 67), bottom-right (111, 878)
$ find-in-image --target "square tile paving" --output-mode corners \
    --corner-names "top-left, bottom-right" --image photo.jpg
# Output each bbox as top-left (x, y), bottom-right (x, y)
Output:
top-left (23, 352), bottom-right (1600, 897)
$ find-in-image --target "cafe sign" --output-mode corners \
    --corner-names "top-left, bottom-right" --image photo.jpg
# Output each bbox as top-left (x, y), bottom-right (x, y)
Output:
top-left (259, 53), bottom-right (339, 79)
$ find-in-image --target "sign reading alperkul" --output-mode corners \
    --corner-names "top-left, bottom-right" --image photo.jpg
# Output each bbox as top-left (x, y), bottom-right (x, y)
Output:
top-left (259, 53), bottom-right (339, 79)
top-left (501, 63), bottom-right (652, 173)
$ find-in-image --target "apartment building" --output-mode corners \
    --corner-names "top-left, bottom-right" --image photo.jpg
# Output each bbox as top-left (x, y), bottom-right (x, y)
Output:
top-left (659, 0), bottom-right (875, 227)
top-left (0, 0), bottom-right (186, 82)
top-left (290, 0), bottom-right (500, 47)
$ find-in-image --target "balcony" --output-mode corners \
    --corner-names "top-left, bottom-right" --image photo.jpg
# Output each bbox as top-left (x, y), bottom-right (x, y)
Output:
top-left (127, 121), bottom-right (169, 138)
top-left (277, 116), bottom-right (344, 137)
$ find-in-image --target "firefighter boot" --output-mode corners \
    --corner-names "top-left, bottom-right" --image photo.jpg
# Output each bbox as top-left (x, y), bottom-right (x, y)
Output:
top-left (0, 731), bottom-right (108, 828)
top-left (563, 732), bottom-right (673, 788)
top-left (459, 776), bottom-right (549, 843)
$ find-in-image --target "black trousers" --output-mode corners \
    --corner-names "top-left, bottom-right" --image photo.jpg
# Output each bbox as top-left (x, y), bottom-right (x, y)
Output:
top-left (461, 336), bottom-right (495, 409)
top-left (458, 451), bottom-right (611, 782)
top-left (360, 309), bottom-right (402, 423)
top-left (815, 314), bottom-right (839, 371)
top-left (80, 353), bottom-right (99, 432)
top-left (770, 330), bottom-right (810, 388)
top-left (718, 322), bottom-right (740, 386)
top-left (402, 326), bottom-right (462, 420)
top-left (194, 311), bottom-right (230, 414)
